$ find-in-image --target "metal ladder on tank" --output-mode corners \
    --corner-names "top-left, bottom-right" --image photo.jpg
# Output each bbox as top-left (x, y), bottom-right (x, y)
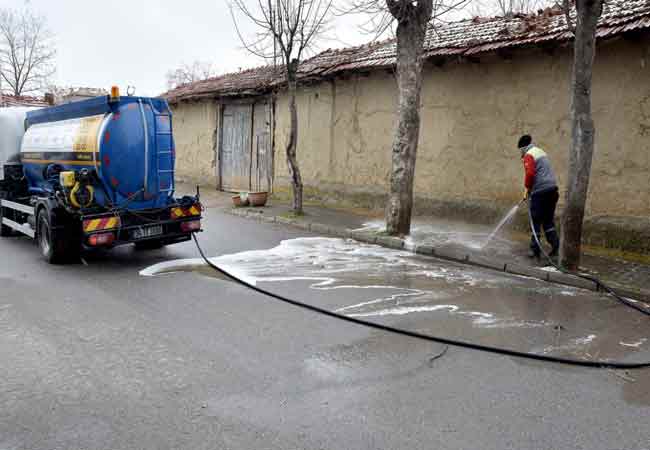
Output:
top-left (149, 99), bottom-right (175, 198)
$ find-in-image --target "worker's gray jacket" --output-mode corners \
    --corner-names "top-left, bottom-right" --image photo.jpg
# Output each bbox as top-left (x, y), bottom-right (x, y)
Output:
top-left (523, 145), bottom-right (558, 195)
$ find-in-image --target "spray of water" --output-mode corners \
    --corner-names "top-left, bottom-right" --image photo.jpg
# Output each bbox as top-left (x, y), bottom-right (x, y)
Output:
top-left (482, 204), bottom-right (521, 249)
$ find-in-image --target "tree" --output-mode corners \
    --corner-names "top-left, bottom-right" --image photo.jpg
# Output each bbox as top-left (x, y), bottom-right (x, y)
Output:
top-left (559, 0), bottom-right (604, 270)
top-left (344, 0), bottom-right (469, 235)
top-left (230, 0), bottom-right (333, 214)
top-left (166, 61), bottom-right (218, 90)
top-left (471, 0), bottom-right (552, 16)
top-left (0, 7), bottom-right (55, 96)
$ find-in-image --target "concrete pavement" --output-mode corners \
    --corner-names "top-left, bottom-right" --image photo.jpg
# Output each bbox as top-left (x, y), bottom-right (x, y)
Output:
top-left (222, 188), bottom-right (650, 301)
top-left (1, 203), bottom-right (649, 449)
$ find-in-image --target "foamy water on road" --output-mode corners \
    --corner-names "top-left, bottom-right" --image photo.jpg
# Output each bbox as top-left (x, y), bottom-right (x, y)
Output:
top-left (353, 219), bottom-right (515, 252)
top-left (141, 237), bottom-right (650, 362)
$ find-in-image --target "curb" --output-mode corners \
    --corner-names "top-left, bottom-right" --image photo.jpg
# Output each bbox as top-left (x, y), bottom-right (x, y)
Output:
top-left (225, 207), bottom-right (650, 303)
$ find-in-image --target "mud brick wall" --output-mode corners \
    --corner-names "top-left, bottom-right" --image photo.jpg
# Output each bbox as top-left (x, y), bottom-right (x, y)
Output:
top-left (171, 100), bottom-right (218, 187)
top-left (273, 37), bottom-right (650, 219)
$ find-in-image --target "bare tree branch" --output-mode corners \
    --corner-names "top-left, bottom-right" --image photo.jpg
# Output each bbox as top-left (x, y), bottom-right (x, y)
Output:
top-left (166, 61), bottom-right (219, 90)
top-left (471, 0), bottom-right (554, 17)
top-left (0, 7), bottom-right (56, 96)
top-left (230, 0), bottom-right (333, 214)
top-left (562, 0), bottom-right (576, 34)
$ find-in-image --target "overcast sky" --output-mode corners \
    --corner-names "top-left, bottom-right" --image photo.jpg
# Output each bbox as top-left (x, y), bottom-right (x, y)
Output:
top-left (2, 0), bottom-right (394, 96)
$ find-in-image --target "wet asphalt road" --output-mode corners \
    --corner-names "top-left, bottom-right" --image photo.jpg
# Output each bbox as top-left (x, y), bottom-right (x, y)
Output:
top-left (1, 207), bottom-right (649, 450)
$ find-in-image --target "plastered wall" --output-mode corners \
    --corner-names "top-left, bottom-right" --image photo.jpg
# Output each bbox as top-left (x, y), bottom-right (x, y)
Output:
top-left (274, 37), bottom-right (650, 217)
top-left (171, 100), bottom-right (218, 187)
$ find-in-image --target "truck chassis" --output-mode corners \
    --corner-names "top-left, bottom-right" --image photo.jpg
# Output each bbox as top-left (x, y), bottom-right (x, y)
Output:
top-left (0, 190), bottom-right (202, 263)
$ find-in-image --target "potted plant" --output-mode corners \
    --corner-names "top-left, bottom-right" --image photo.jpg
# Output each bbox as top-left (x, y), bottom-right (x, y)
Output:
top-left (232, 193), bottom-right (249, 207)
top-left (248, 191), bottom-right (268, 207)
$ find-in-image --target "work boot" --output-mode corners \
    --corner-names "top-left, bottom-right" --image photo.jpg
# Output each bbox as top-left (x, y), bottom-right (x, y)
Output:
top-left (549, 247), bottom-right (559, 258)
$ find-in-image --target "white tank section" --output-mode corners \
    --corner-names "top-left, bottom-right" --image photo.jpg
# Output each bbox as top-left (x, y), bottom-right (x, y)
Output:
top-left (0, 107), bottom-right (37, 181)
top-left (20, 114), bottom-right (107, 159)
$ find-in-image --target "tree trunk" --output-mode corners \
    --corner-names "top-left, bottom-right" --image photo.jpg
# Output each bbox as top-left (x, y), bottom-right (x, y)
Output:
top-left (385, 3), bottom-right (431, 236)
top-left (560, 0), bottom-right (603, 270)
top-left (286, 77), bottom-right (303, 214)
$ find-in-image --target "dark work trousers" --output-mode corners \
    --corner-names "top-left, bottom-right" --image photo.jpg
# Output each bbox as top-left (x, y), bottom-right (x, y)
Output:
top-left (529, 188), bottom-right (560, 256)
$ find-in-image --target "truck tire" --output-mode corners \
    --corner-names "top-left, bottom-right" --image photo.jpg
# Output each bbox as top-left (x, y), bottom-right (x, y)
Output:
top-left (36, 208), bottom-right (78, 264)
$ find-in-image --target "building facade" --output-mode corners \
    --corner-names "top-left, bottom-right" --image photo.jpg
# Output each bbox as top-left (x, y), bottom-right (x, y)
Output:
top-left (166, 1), bottom-right (650, 252)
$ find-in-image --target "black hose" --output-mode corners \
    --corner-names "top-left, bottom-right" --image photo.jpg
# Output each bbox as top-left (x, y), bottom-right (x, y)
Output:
top-left (526, 201), bottom-right (650, 317)
top-left (191, 233), bottom-right (650, 370)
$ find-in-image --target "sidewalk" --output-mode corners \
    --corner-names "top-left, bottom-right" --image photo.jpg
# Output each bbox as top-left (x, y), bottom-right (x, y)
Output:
top-left (184, 184), bottom-right (650, 302)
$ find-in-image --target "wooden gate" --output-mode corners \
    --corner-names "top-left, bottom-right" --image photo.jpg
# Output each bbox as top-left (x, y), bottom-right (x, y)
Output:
top-left (219, 104), bottom-right (252, 192)
top-left (219, 101), bottom-right (273, 192)
top-left (251, 101), bottom-right (273, 192)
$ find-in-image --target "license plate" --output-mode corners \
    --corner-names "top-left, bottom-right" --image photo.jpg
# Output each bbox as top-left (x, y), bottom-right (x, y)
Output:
top-left (131, 225), bottom-right (163, 240)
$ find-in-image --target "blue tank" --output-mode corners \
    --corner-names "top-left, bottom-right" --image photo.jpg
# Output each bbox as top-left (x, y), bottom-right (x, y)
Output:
top-left (20, 95), bottom-right (176, 210)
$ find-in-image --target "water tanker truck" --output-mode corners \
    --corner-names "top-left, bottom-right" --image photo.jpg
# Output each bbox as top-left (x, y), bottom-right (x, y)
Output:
top-left (0, 88), bottom-right (202, 263)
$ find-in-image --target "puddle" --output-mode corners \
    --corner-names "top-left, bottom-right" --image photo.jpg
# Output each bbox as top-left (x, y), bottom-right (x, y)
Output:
top-left (141, 237), bottom-right (650, 364)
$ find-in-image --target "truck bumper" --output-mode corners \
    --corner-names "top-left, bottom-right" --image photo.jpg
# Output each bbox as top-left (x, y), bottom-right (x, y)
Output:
top-left (81, 204), bottom-right (202, 248)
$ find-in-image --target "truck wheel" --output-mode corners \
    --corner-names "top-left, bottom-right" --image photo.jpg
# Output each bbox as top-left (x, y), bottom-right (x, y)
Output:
top-left (134, 239), bottom-right (164, 250)
top-left (37, 209), bottom-right (70, 264)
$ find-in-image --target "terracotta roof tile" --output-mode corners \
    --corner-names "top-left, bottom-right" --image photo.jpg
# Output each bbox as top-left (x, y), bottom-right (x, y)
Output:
top-left (164, 65), bottom-right (283, 103)
top-left (0, 95), bottom-right (49, 107)
top-left (165, 0), bottom-right (650, 103)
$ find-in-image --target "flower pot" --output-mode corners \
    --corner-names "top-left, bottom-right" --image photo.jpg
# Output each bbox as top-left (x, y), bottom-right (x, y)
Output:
top-left (232, 195), bottom-right (249, 207)
top-left (248, 191), bottom-right (268, 207)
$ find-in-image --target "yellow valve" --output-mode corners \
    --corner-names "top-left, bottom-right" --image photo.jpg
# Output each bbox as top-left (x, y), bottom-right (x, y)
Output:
top-left (69, 182), bottom-right (95, 209)
top-left (59, 171), bottom-right (76, 188)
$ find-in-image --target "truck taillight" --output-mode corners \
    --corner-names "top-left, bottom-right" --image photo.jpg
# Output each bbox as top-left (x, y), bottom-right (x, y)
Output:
top-left (180, 220), bottom-right (201, 232)
top-left (88, 232), bottom-right (115, 246)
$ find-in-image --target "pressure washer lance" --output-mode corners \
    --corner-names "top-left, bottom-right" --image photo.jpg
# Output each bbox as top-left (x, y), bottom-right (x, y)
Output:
top-left (524, 197), bottom-right (650, 317)
top-left (483, 198), bottom-right (528, 248)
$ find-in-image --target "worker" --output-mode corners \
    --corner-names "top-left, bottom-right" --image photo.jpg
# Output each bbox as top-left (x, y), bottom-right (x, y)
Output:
top-left (519, 134), bottom-right (560, 259)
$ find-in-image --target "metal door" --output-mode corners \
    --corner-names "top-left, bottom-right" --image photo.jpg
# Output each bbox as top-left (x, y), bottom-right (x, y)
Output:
top-left (220, 104), bottom-right (252, 192)
top-left (251, 101), bottom-right (273, 192)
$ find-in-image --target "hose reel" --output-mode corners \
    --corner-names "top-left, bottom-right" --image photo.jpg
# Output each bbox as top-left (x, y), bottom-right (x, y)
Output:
top-left (60, 169), bottom-right (95, 209)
